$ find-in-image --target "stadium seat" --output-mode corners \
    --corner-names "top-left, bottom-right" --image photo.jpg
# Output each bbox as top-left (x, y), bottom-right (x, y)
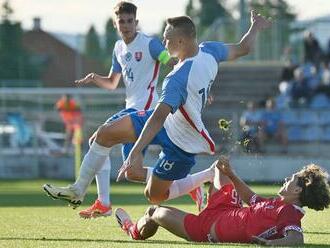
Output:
top-left (302, 126), bottom-right (323, 141)
top-left (282, 110), bottom-right (299, 125)
top-left (6, 112), bottom-right (32, 147)
top-left (298, 110), bottom-right (320, 126)
top-left (321, 126), bottom-right (330, 142)
top-left (287, 126), bottom-right (303, 141)
top-left (276, 94), bottom-right (291, 110)
top-left (319, 111), bottom-right (330, 125)
top-left (310, 94), bottom-right (330, 109)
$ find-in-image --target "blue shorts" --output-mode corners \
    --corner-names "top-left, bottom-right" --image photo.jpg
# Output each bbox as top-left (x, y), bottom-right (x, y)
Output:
top-left (129, 110), bottom-right (196, 181)
top-left (105, 108), bottom-right (147, 160)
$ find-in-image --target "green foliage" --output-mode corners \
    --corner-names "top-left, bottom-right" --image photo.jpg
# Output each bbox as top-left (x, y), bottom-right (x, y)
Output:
top-left (249, 0), bottom-right (296, 60)
top-left (84, 25), bottom-right (102, 62)
top-left (0, 1), bottom-right (40, 80)
top-left (1, 0), bottom-right (13, 20)
top-left (104, 18), bottom-right (118, 69)
top-left (0, 180), bottom-right (329, 247)
top-left (184, 0), bottom-right (234, 42)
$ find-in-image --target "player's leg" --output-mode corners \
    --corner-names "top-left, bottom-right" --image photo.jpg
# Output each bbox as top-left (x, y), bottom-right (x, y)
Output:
top-left (43, 115), bottom-right (137, 207)
top-left (80, 109), bottom-right (138, 218)
top-left (116, 205), bottom-right (190, 240)
top-left (148, 206), bottom-right (190, 240)
top-left (144, 174), bottom-right (173, 204)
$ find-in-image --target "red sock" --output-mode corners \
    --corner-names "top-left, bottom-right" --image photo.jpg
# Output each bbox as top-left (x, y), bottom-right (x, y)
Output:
top-left (129, 223), bottom-right (145, 240)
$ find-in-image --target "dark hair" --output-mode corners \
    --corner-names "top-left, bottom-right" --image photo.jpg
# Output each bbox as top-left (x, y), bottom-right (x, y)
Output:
top-left (297, 164), bottom-right (330, 211)
top-left (166, 16), bottom-right (196, 38)
top-left (114, 1), bottom-right (137, 16)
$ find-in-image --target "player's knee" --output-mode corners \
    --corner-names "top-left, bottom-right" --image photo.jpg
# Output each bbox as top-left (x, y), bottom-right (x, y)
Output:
top-left (144, 189), bottom-right (166, 205)
top-left (95, 124), bottom-right (114, 147)
top-left (152, 207), bottom-right (168, 223)
top-left (145, 205), bottom-right (158, 217)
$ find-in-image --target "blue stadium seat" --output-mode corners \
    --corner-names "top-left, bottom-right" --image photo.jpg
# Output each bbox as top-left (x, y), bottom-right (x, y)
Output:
top-left (276, 94), bottom-right (291, 110)
top-left (310, 94), bottom-right (330, 109)
top-left (282, 110), bottom-right (299, 125)
top-left (322, 126), bottom-right (330, 142)
top-left (288, 126), bottom-right (303, 141)
top-left (302, 126), bottom-right (323, 141)
top-left (298, 110), bottom-right (320, 126)
top-left (319, 111), bottom-right (330, 125)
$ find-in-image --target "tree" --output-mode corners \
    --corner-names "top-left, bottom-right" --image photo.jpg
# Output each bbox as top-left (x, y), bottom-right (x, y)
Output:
top-left (184, 0), bottom-right (234, 40)
top-left (104, 18), bottom-right (118, 69)
top-left (249, 0), bottom-right (296, 60)
top-left (84, 25), bottom-right (102, 61)
top-left (198, 0), bottom-right (231, 28)
top-left (1, 0), bottom-right (13, 20)
top-left (0, 0), bottom-right (39, 80)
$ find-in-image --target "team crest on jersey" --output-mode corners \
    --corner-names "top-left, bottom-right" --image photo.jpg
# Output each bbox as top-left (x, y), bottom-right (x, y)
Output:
top-left (135, 51), bottom-right (143, 61)
top-left (125, 52), bottom-right (132, 62)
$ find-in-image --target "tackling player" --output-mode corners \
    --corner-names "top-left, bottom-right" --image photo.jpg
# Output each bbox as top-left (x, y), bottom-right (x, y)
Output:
top-left (45, 1), bottom-right (204, 217)
top-left (43, 11), bottom-right (271, 208)
top-left (115, 156), bottom-right (330, 246)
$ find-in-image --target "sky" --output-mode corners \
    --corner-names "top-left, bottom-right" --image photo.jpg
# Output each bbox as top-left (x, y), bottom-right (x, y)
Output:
top-left (8, 0), bottom-right (330, 35)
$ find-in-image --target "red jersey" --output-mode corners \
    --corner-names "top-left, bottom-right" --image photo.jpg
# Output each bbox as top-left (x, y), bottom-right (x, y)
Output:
top-left (184, 184), bottom-right (304, 243)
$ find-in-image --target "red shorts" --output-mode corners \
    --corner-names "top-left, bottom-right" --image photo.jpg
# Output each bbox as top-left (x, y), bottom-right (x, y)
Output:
top-left (184, 184), bottom-right (241, 242)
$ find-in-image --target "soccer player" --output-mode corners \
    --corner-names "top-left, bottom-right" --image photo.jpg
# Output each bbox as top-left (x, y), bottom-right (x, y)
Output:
top-left (115, 156), bottom-right (330, 246)
top-left (43, 10), bottom-right (271, 208)
top-left (73, 1), bottom-right (173, 218)
top-left (46, 1), bottom-right (203, 218)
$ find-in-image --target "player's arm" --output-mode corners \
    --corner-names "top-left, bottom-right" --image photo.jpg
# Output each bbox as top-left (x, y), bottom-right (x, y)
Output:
top-left (75, 47), bottom-right (122, 90)
top-left (130, 103), bottom-right (171, 153)
top-left (217, 156), bottom-right (256, 204)
top-left (226, 10), bottom-right (271, 61)
top-left (75, 70), bottom-right (121, 90)
top-left (252, 230), bottom-right (304, 246)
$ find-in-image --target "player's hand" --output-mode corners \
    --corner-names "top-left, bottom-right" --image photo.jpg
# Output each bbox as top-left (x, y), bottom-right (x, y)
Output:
top-left (250, 10), bottom-right (272, 31)
top-left (216, 155), bottom-right (233, 176)
top-left (252, 236), bottom-right (271, 246)
top-left (116, 151), bottom-right (143, 182)
top-left (75, 73), bottom-right (95, 85)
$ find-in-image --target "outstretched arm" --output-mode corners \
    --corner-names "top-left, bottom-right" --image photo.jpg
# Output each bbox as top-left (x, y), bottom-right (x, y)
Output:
top-left (217, 156), bottom-right (256, 204)
top-left (131, 103), bottom-right (171, 153)
top-left (227, 10), bottom-right (271, 61)
top-left (75, 71), bottom-right (121, 90)
top-left (117, 103), bottom-right (171, 181)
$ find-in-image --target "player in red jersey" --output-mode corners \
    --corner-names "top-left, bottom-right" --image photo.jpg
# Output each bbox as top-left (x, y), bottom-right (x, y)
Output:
top-left (115, 156), bottom-right (330, 246)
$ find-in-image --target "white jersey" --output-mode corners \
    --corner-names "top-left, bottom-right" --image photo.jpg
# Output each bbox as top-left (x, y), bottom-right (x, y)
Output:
top-left (159, 42), bottom-right (229, 154)
top-left (111, 32), bottom-right (166, 110)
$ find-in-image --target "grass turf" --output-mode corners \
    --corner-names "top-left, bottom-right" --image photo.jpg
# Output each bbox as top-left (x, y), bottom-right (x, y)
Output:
top-left (0, 180), bottom-right (329, 248)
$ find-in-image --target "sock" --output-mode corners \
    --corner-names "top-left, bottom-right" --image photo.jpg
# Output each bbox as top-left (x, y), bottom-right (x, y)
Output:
top-left (129, 223), bottom-right (145, 240)
top-left (95, 156), bottom-right (111, 206)
top-left (145, 167), bottom-right (153, 183)
top-left (167, 166), bottom-right (214, 200)
top-left (73, 142), bottom-right (111, 196)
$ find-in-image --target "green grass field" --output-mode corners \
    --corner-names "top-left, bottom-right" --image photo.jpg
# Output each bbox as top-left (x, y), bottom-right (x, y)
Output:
top-left (0, 180), bottom-right (329, 248)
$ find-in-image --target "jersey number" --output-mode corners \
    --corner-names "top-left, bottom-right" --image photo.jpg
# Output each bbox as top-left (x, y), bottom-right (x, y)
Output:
top-left (198, 80), bottom-right (214, 112)
top-left (125, 68), bottom-right (134, 81)
top-left (231, 189), bottom-right (242, 206)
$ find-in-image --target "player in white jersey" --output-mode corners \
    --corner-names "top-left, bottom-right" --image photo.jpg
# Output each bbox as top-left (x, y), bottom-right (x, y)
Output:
top-left (72, 2), bottom-right (171, 218)
top-left (43, 11), bottom-right (271, 208)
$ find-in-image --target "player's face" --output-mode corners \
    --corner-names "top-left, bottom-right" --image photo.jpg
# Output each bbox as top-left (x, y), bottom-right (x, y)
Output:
top-left (163, 25), bottom-right (181, 57)
top-left (114, 13), bottom-right (138, 43)
top-left (278, 173), bottom-right (302, 197)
